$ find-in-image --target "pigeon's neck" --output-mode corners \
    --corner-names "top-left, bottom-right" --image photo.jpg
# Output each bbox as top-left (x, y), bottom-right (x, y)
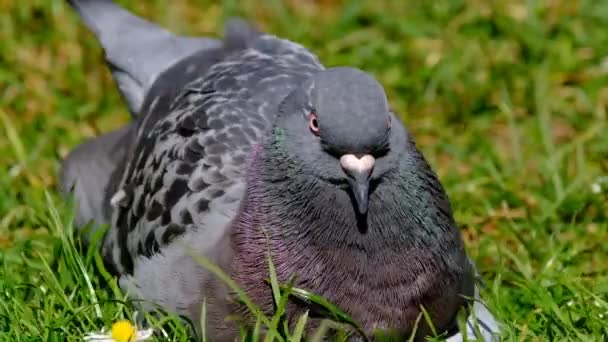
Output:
top-left (229, 140), bottom-right (473, 333)
top-left (233, 138), bottom-right (464, 254)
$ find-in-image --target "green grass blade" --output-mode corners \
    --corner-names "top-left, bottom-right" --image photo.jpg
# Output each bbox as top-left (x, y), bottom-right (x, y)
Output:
top-left (290, 311), bottom-right (309, 342)
top-left (419, 305), bottom-right (437, 337)
top-left (200, 297), bottom-right (208, 342)
top-left (187, 249), bottom-right (272, 328)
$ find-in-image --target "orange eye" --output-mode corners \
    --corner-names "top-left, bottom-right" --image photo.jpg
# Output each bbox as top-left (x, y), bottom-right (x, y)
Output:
top-left (308, 112), bottom-right (320, 135)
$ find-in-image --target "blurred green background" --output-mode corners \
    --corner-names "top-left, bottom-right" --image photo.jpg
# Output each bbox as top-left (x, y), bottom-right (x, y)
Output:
top-left (1, 0), bottom-right (608, 340)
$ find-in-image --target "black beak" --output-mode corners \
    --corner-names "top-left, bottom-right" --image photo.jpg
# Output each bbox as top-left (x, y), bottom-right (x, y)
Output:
top-left (346, 174), bottom-right (370, 215)
top-left (340, 154), bottom-right (375, 216)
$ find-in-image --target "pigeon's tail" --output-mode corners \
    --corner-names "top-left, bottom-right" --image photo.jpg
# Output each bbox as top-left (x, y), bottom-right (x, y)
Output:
top-left (68, 0), bottom-right (221, 117)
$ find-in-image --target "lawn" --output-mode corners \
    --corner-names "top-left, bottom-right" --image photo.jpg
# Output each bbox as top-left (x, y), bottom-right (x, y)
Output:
top-left (1, 0), bottom-right (608, 340)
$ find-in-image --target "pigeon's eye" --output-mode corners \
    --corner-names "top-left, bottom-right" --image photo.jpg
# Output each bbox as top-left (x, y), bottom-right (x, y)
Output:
top-left (308, 112), bottom-right (320, 135)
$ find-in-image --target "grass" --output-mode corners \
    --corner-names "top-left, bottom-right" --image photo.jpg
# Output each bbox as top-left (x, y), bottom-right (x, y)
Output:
top-left (1, 0), bottom-right (608, 340)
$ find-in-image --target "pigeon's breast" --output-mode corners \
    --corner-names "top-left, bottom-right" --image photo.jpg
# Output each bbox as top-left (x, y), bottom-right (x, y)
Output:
top-left (103, 35), bottom-right (323, 275)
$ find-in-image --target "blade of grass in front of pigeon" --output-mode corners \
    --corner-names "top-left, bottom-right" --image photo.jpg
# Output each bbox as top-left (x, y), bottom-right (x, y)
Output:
top-left (419, 305), bottom-right (437, 337)
top-left (93, 251), bottom-right (124, 301)
top-left (45, 191), bottom-right (103, 320)
top-left (456, 308), bottom-right (469, 342)
top-left (464, 301), bottom-right (486, 342)
top-left (188, 249), bottom-right (273, 329)
top-left (404, 312), bottom-right (423, 342)
top-left (290, 311), bottom-right (309, 342)
top-left (37, 196), bottom-right (86, 324)
top-left (265, 236), bottom-right (301, 341)
top-left (309, 319), bottom-right (354, 342)
top-left (268, 282), bottom-right (293, 341)
top-left (84, 222), bottom-right (113, 280)
top-left (151, 310), bottom-right (194, 340)
top-left (252, 314), bottom-right (262, 342)
top-left (200, 297), bottom-right (208, 342)
top-left (308, 319), bottom-right (332, 342)
top-left (38, 248), bottom-right (76, 315)
top-left (266, 243), bottom-right (282, 307)
top-left (288, 286), bottom-right (366, 339)
top-left (265, 243), bottom-right (286, 341)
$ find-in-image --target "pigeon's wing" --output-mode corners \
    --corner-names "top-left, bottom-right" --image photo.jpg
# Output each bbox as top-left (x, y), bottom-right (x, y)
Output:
top-left (68, 0), bottom-right (222, 116)
top-left (62, 0), bottom-right (260, 241)
top-left (93, 34), bottom-right (323, 332)
top-left (102, 34), bottom-right (323, 276)
top-left (59, 123), bottom-right (133, 242)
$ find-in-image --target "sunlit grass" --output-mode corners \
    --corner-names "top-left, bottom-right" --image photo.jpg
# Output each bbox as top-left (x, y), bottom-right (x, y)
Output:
top-left (1, 0), bottom-right (607, 340)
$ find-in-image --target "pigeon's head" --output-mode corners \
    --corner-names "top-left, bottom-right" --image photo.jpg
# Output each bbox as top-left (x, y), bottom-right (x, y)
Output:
top-left (275, 67), bottom-right (395, 215)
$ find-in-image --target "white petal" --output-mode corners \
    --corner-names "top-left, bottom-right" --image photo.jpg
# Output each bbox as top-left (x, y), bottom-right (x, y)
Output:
top-left (135, 328), bottom-right (154, 340)
top-left (83, 333), bottom-right (113, 341)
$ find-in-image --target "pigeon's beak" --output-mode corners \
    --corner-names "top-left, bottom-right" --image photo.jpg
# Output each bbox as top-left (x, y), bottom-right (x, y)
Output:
top-left (340, 154), bottom-right (375, 215)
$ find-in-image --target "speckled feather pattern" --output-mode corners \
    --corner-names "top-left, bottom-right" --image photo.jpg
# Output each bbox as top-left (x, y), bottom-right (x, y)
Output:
top-left (103, 35), bottom-right (323, 274)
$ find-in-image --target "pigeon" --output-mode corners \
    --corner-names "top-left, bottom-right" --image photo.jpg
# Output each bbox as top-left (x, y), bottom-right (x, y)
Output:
top-left (60, 0), bottom-right (500, 340)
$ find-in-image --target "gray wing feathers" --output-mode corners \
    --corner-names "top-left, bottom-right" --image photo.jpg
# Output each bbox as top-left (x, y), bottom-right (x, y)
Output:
top-left (59, 124), bottom-right (133, 241)
top-left (68, 0), bottom-right (221, 116)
